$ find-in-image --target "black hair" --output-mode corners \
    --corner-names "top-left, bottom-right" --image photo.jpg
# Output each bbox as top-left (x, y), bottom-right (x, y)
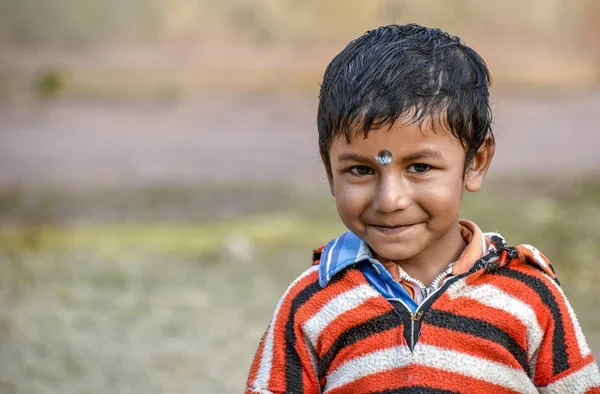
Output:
top-left (317, 23), bottom-right (493, 179)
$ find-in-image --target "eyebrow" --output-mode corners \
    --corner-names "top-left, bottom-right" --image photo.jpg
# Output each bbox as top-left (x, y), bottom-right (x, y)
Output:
top-left (337, 153), bottom-right (372, 163)
top-left (403, 149), bottom-right (443, 162)
top-left (337, 149), bottom-right (443, 163)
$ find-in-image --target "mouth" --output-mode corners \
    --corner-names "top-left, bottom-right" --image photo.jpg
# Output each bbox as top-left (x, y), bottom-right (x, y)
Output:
top-left (369, 223), bottom-right (418, 235)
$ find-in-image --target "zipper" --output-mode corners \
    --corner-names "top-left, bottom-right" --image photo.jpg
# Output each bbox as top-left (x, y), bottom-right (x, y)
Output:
top-left (409, 311), bottom-right (423, 349)
top-left (390, 274), bottom-right (459, 352)
top-left (389, 251), bottom-right (506, 352)
top-left (399, 264), bottom-right (453, 299)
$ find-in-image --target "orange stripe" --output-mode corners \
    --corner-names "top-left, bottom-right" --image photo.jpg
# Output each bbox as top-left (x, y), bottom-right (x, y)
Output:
top-left (515, 245), bottom-right (556, 278)
top-left (269, 268), bottom-right (319, 390)
top-left (419, 325), bottom-right (524, 371)
top-left (411, 365), bottom-right (522, 394)
top-left (549, 353), bottom-right (596, 382)
top-left (326, 326), bottom-right (404, 376)
top-left (327, 364), bottom-right (520, 394)
top-left (318, 299), bottom-right (394, 355)
top-left (293, 270), bottom-right (363, 329)
top-left (432, 294), bottom-right (529, 350)
top-left (326, 366), bottom-right (412, 394)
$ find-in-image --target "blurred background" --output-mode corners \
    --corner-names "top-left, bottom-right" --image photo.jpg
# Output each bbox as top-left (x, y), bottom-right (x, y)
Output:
top-left (0, 0), bottom-right (599, 392)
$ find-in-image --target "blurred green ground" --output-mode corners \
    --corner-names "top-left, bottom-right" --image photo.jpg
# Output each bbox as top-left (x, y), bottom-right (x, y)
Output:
top-left (0, 178), bottom-right (599, 393)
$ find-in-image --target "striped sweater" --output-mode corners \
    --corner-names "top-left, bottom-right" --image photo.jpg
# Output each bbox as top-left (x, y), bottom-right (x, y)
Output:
top-left (246, 244), bottom-right (600, 393)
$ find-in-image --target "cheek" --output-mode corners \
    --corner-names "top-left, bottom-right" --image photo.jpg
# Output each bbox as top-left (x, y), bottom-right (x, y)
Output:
top-left (419, 176), bottom-right (464, 215)
top-left (333, 180), bottom-right (372, 219)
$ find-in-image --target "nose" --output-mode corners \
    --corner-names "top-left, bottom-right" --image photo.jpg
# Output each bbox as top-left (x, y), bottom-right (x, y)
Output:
top-left (373, 174), bottom-right (412, 213)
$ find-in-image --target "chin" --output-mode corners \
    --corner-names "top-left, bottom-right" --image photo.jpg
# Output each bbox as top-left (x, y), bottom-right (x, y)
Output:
top-left (369, 242), bottom-right (420, 262)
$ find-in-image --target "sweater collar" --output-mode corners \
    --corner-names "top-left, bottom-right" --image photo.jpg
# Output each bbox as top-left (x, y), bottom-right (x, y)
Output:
top-left (319, 220), bottom-right (505, 287)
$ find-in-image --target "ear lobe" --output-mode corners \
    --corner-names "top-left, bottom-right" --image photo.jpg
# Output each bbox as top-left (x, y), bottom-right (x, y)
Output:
top-left (464, 171), bottom-right (482, 192)
top-left (465, 135), bottom-right (495, 192)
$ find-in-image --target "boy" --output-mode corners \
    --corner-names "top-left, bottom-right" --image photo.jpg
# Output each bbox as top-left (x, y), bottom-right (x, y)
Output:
top-left (246, 24), bottom-right (600, 393)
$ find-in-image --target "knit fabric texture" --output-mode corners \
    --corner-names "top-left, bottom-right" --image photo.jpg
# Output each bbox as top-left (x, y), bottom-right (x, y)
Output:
top-left (246, 241), bottom-right (600, 393)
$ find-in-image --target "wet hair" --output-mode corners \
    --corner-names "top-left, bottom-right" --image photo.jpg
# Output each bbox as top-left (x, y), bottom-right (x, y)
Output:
top-left (317, 23), bottom-right (493, 179)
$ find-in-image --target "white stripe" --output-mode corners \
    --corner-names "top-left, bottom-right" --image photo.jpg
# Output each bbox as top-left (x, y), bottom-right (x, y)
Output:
top-left (415, 344), bottom-right (538, 393)
top-left (324, 346), bottom-right (412, 392)
top-left (254, 266), bottom-right (319, 387)
top-left (542, 273), bottom-right (591, 358)
top-left (447, 283), bottom-right (544, 361)
top-left (539, 361), bottom-right (600, 393)
top-left (325, 237), bottom-right (340, 282)
top-left (303, 284), bottom-right (379, 345)
top-left (522, 244), bottom-right (549, 269)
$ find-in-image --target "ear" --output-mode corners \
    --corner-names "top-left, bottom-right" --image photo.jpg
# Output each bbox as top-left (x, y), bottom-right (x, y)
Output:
top-left (465, 135), bottom-right (495, 192)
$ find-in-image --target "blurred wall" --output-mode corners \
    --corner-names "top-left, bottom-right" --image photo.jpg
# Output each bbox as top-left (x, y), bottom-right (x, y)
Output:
top-left (0, 0), bottom-right (599, 100)
top-left (0, 0), bottom-right (596, 47)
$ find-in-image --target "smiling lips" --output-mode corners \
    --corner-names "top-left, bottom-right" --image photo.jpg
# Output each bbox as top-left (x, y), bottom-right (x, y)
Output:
top-left (370, 223), bottom-right (418, 235)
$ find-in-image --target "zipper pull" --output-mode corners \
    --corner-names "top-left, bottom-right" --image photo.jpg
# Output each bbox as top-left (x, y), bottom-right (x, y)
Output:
top-left (410, 311), bottom-right (423, 321)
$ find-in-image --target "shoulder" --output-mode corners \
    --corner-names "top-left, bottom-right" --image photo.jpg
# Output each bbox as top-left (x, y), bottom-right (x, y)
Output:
top-left (279, 264), bottom-right (321, 305)
top-left (267, 252), bottom-right (374, 343)
top-left (495, 244), bottom-right (560, 287)
top-left (280, 244), bottom-right (368, 302)
top-left (273, 243), bottom-right (375, 315)
top-left (513, 244), bottom-right (558, 280)
top-left (482, 244), bottom-right (571, 322)
top-left (479, 240), bottom-right (558, 283)
top-left (488, 246), bottom-right (597, 386)
top-left (468, 242), bottom-right (566, 318)
top-left (272, 245), bottom-right (346, 314)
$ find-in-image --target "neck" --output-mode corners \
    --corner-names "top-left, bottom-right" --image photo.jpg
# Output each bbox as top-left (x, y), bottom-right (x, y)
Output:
top-left (382, 223), bottom-right (466, 287)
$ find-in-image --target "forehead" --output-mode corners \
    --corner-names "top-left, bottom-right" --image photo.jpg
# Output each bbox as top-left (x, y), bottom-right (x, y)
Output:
top-left (329, 120), bottom-right (464, 158)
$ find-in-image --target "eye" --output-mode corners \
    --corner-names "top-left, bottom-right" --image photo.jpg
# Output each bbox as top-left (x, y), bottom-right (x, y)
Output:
top-left (407, 163), bottom-right (431, 173)
top-left (349, 165), bottom-right (374, 176)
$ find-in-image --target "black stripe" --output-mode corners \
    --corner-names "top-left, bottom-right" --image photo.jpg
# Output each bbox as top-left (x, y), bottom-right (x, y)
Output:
top-left (318, 309), bottom-right (400, 380)
top-left (490, 234), bottom-right (508, 249)
top-left (285, 279), bottom-right (322, 393)
top-left (388, 301), bottom-right (418, 351)
top-left (372, 387), bottom-right (459, 394)
top-left (549, 263), bottom-right (561, 285)
top-left (312, 248), bottom-right (322, 262)
top-left (495, 267), bottom-right (570, 375)
top-left (469, 250), bottom-right (504, 274)
top-left (426, 309), bottom-right (530, 375)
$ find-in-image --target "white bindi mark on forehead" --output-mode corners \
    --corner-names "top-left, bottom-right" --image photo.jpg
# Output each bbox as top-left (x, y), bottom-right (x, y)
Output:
top-left (376, 150), bottom-right (393, 166)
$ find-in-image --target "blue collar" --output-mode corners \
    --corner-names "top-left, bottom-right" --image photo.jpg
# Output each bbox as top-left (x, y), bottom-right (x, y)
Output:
top-left (319, 231), bottom-right (377, 287)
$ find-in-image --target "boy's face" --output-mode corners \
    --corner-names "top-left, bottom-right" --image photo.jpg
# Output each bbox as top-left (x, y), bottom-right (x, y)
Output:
top-left (328, 119), bottom-right (492, 263)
